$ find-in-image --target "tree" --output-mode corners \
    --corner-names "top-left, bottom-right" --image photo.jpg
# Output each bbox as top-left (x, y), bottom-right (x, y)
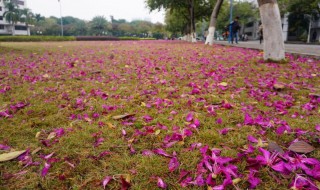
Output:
top-left (165, 8), bottom-right (189, 37)
top-left (20, 8), bottom-right (34, 36)
top-left (35, 14), bottom-right (45, 22)
top-left (281, 0), bottom-right (319, 42)
top-left (90, 16), bottom-right (108, 36)
top-left (258, 0), bottom-right (285, 61)
top-left (3, 0), bottom-right (20, 35)
top-left (205, 0), bottom-right (224, 45)
top-left (146, 0), bottom-right (213, 42)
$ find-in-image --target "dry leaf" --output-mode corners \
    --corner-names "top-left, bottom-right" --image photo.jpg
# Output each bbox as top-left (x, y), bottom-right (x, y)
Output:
top-left (309, 93), bottom-right (320, 98)
top-left (257, 138), bottom-right (268, 148)
top-left (0, 150), bottom-right (26, 162)
top-left (288, 141), bottom-right (315, 154)
top-left (43, 74), bottom-right (50, 78)
top-left (155, 130), bottom-right (161, 136)
top-left (112, 114), bottom-right (135, 120)
top-left (35, 131), bottom-right (41, 138)
top-left (273, 83), bottom-right (285, 90)
top-left (268, 141), bottom-right (284, 154)
top-left (47, 132), bottom-right (56, 140)
top-left (218, 82), bottom-right (228, 87)
top-left (107, 122), bottom-right (116, 129)
top-left (32, 147), bottom-right (42, 155)
top-left (232, 178), bottom-right (241, 185)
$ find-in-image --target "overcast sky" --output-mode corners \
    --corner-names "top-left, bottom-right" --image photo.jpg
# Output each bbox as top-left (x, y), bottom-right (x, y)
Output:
top-left (26, 0), bottom-right (165, 23)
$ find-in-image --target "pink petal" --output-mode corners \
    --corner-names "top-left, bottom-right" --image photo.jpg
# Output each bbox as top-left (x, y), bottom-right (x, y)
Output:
top-left (186, 112), bottom-right (193, 122)
top-left (0, 144), bottom-right (11, 150)
top-left (41, 162), bottom-right (51, 177)
top-left (153, 148), bottom-right (172, 158)
top-left (247, 135), bottom-right (258, 143)
top-left (168, 157), bottom-right (179, 172)
top-left (102, 176), bottom-right (112, 189)
top-left (157, 177), bottom-right (167, 189)
top-left (142, 150), bottom-right (154, 156)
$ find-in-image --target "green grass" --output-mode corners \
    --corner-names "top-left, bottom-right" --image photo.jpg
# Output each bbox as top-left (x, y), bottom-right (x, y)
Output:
top-left (0, 41), bottom-right (319, 189)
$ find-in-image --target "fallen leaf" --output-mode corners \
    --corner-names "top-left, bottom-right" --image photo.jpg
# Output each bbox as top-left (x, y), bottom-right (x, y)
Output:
top-left (268, 141), bottom-right (284, 154)
top-left (309, 93), bottom-right (320, 98)
top-left (107, 122), bottom-right (116, 129)
top-left (112, 114), bottom-right (135, 120)
top-left (43, 74), bottom-right (50, 78)
top-left (155, 130), bottom-right (161, 136)
top-left (273, 83), bottom-right (285, 90)
top-left (232, 178), bottom-right (241, 185)
top-left (35, 132), bottom-right (41, 138)
top-left (218, 82), bottom-right (228, 87)
top-left (288, 141), bottom-right (315, 154)
top-left (257, 138), bottom-right (268, 148)
top-left (0, 150), bottom-right (26, 162)
top-left (47, 132), bottom-right (56, 140)
top-left (32, 147), bottom-right (42, 155)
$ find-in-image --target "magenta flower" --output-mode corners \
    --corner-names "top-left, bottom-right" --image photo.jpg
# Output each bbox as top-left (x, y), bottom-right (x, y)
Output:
top-left (256, 148), bottom-right (279, 167)
top-left (248, 169), bottom-right (261, 188)
top-left (186, 112), bottom-right (193, 122)
top-left (143, 115), bottom-right (153, 122)
top-left (41, 162), bottom-right (51, 177)
top-left (218, 128), bottom-right (233, 135)
top-left (168, 156), bottom-right (179, 172)
top-left (102, 176), bottom-right (112, 189)
top-left (94, 137), bottom-right (104, 147)
top-left (0, 144), bottom-right (11, 150)
top-left (153, 148), bottom-right (172, 158)
top-left (142, 150), bottom-right (154, 156)
top-left (157, 177), bottom-right (167, 189)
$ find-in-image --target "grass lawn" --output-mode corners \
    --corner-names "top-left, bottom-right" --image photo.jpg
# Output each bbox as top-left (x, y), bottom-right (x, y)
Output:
top-left (0, 41), bottom-right (319, 189)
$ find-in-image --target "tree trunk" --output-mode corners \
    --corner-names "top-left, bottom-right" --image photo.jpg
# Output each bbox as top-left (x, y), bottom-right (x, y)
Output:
top-left (11, 24), bottom-right (15, 36)
top-left (258, 0), bottom-right (285, 61)
top-left (205, 0), bottom-right (224, 45)
top-left (189, 0), bottom-right (196, 43)
top-left (26, 24), bottom-right (30, 36)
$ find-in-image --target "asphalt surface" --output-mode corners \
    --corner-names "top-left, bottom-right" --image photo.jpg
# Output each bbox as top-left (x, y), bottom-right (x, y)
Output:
top-left (213, 40), bottom-right (320, 58)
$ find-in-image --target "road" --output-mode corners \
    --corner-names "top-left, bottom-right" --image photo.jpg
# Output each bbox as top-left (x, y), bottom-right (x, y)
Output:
top-left (213, 40), bottom-right (320, 58)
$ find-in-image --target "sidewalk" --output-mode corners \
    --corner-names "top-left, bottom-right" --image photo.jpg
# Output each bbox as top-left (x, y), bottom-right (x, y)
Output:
top-left (213, 40), bottom-right (320, 59)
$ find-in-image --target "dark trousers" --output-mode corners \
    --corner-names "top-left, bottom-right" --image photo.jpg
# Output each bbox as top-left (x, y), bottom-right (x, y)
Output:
top-left (231, 32), bottom-right (238, 44)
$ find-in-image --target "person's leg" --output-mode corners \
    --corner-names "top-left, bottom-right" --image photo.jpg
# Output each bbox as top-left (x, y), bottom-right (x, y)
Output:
top-left (235, 32), bottom-right (238, 44)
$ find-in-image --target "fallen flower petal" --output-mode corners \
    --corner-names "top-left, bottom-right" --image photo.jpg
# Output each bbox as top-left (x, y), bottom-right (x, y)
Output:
top-left (157, 177), bottom-right (167, 189)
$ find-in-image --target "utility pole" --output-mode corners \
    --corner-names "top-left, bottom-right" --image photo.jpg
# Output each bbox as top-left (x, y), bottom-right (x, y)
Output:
top-left (59, 0), bottom-right (64, 36)
top-left (228, 0), bottom-right (233, 43)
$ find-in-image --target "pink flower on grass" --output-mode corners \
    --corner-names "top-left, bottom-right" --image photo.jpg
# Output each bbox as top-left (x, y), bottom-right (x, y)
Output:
top-left (157, 177), bottom-right (167, 189)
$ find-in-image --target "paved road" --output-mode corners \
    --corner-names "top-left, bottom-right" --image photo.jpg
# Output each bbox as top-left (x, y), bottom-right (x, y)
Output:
top-left (213, 40), bottom-right (320, 58)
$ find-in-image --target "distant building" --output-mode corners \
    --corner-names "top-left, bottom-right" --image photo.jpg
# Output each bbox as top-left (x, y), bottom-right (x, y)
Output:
top-left (0, 0), bottom-right (29, 35)
top-left (240, 14), bottom-right (289, 41)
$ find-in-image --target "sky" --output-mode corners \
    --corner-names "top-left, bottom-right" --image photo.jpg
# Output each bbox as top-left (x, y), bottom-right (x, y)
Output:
top-left (26, 0), bottom-right (165, 23)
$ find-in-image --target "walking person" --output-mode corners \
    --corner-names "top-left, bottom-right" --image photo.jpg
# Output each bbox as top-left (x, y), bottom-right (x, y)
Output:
top-left (312, 31), bottom-right (317, 43)
top-left (231, 16), bottom-right (240, 44)
top-left (258, 22), bottom-right (263, 44)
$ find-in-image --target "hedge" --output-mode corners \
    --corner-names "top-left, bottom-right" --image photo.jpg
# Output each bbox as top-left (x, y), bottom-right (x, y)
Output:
top-left (0, 36), bottom-right (157, 42)
top-left (75, 36), bottom-right (119, 41)
top-left (0, 36), bottom-right (75, 42)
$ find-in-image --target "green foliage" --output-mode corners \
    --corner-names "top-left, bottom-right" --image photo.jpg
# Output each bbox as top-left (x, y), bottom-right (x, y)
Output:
top-left (281, 0), bottom-right (320, 40)
top-left (146, 0), bottom-right (215, 35)
top-left (118, 36), bottom-right (141, 40)
top-left (90, 16), bottom-right (108, 36)
top-left (216, 1), bottom-right (259, 32)
top-left (0, 36), bottom-right (75, 42)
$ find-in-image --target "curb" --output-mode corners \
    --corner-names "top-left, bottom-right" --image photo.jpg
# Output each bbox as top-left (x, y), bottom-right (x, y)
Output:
top-left (214, 42), bottom-right (320, 60)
